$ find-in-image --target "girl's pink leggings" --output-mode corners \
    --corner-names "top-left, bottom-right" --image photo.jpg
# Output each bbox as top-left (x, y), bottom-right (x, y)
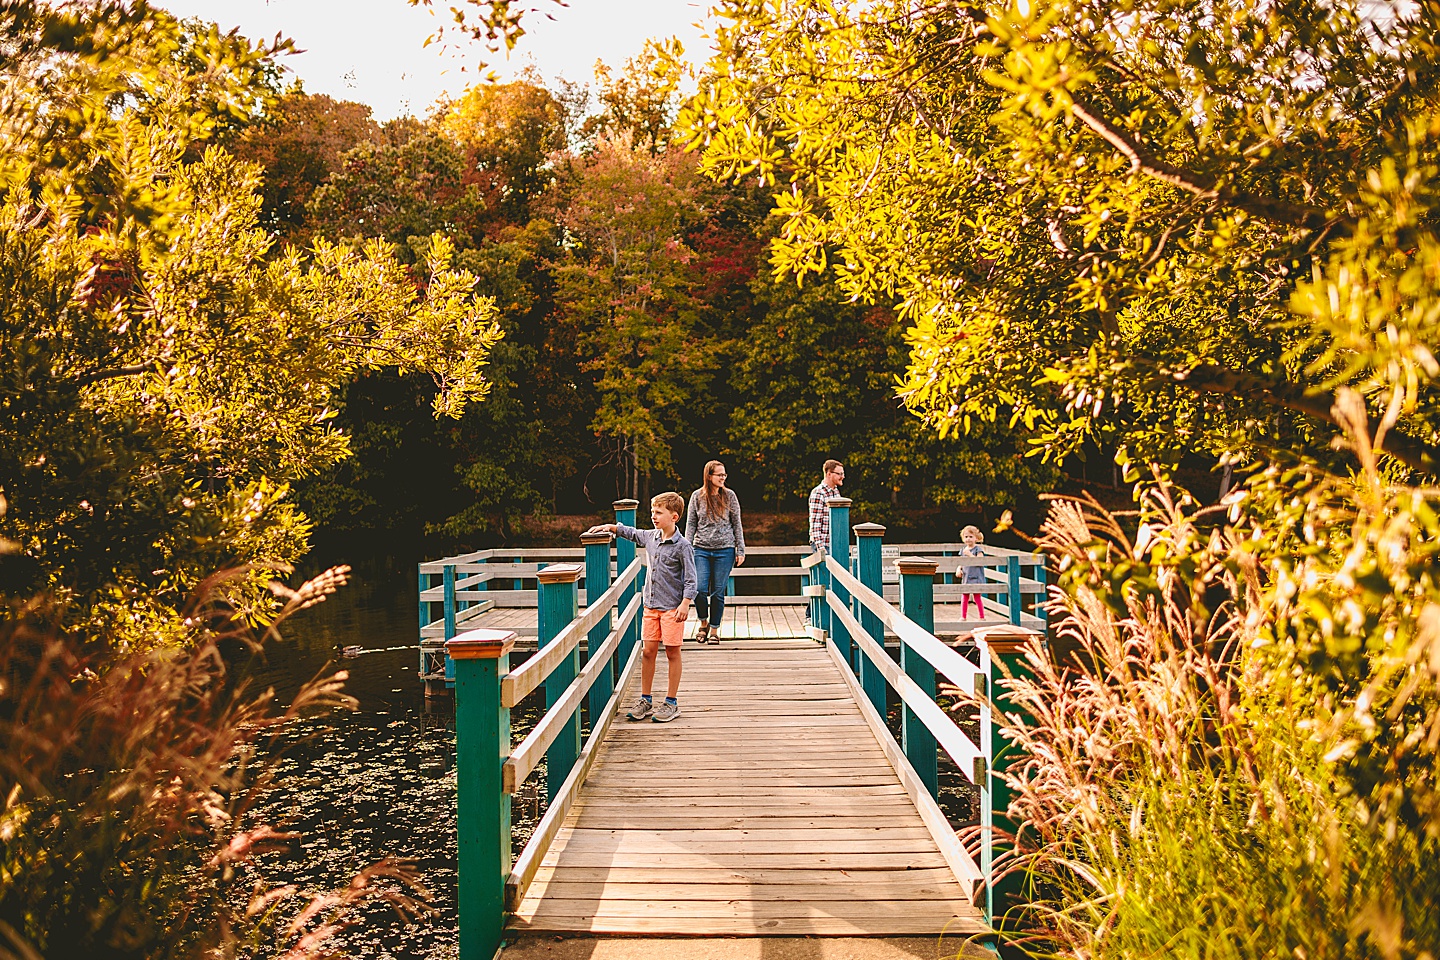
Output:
top-left (960, 593), bottom-right (983, 619)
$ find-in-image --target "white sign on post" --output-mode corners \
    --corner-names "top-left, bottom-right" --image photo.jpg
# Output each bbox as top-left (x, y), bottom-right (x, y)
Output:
top-left (881, 544), bottom-right (900, 582)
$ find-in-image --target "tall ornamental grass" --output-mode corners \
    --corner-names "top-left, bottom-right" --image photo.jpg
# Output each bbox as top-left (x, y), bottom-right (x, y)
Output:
top-left (974, 395), bottom-right (1440, 959)
top-left (0, 561), bottom-right (426, 960)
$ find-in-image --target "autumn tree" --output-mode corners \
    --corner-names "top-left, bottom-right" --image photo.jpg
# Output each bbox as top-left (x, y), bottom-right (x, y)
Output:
top-left (549, 136), bottom-right (708, 499)
top-left (439, 78), bottom-right (570, 220)
top-left (730, 268), bottom-right (1061, 519)
top-left (224, 86), bottom-right (381, 238)
top-left (684, 0), bottom-right (1440, 476)
top-left (582, 42), bottom-right (688, 154)
top-left (295, 82), bottom-right (588, 538)
top-left (305, 130), bottom-right (496, 251)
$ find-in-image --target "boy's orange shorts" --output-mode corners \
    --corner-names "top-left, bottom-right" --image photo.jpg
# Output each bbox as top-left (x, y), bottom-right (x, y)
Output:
top-left (642, 608), bottom-right (686, 647)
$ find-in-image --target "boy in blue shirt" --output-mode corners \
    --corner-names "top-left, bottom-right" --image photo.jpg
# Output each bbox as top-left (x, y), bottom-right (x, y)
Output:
top-left (585, 491), bottom-right (697, 722)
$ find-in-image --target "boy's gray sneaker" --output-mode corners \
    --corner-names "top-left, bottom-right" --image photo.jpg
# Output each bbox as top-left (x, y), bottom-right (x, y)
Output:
top-left (652, 700), bottom-right (680, 723)
top-left (626, 697), bottom-right (653, 721)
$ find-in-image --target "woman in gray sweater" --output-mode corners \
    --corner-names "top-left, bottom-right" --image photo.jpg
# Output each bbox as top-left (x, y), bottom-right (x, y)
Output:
top-left (685, 460), bottom-right (747, 644)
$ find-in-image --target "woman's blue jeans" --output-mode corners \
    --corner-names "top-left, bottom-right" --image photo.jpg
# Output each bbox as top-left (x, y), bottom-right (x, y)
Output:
top-left (694, 547), bottom-right (736, 625)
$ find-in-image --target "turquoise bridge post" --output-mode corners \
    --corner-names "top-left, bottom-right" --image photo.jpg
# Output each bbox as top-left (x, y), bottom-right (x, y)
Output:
top-left (582, 531), bottom-right (615, 723)
top-left (853, 522), bottom-right (888, 717)
top-left (446, 627), bottom-right (516, 960)
top-left (537, 562), bottom-right (583, 803)
top-left (897, 557), bottom-right (940, 800)
top-left (443, 564), bottom-right (457, 640)
top-left (613, 499), bottom-right (639, 664)
top-left (978, 625), bottom-right (1042, 929)
top-left (826, 497), bottom-right (853, 669)
top-left (816, 543), bottom-right (832, 638)
top-left (1007, 554), bottom-right (1023, 626)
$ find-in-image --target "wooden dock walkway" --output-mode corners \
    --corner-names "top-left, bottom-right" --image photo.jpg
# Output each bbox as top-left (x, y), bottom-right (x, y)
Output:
top-left (510, 637), bottom-right (985, 937)
top-left (441, 505), bottom-right (1049, 956)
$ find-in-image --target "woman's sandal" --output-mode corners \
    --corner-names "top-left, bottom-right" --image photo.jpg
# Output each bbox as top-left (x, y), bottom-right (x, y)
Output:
top-left (707, 626), bottom-right (720, 645)
top-left (694, 623), bottom-right (709, 643)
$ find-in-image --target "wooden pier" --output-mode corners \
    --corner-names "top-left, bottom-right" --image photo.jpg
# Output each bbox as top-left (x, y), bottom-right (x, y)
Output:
top-left (438, 499), bottom-right (1047, 957)
top-left (511, 637), bottom-right (984, 936)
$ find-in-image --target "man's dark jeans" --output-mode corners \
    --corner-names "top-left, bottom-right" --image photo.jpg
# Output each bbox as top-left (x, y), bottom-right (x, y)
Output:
top-left (694, 546), bottom-right (736, 625)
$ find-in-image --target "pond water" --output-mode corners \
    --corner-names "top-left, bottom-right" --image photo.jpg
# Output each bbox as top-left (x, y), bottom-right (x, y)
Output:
top-left (240, 555), bottom-right (501, 960)
top-left (242, 553), bottom-right (979, 959)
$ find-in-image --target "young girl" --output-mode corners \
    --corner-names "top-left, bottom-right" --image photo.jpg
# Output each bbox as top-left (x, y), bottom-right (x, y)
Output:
top-left (685, 460), bottom-right (746, 644)
top-left (958, 525), bottom-right (986, 619)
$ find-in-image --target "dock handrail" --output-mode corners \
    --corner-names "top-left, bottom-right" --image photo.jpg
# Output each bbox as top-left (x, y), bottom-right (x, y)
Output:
top-left (826, 556), bottom-right (984, 696)
top-left (822, 579), bottom-right (985, 777)
top-left (444, 500), bottom-right (650, 959)
top-left (501, 558), bottom-right (641, 706)
top-left (503, 590), bottom-right (642, 790)
top-left (806, 498), bottom-right (1046, 928)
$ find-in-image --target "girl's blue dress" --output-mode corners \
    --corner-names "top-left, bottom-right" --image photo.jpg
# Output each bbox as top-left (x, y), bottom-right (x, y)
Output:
top-left (959, 544), bottom-right (986, 584)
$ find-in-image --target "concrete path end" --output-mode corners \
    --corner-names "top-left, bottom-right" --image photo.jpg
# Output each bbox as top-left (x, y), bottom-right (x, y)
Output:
top-left (500, 935), bottom-right (994, 960)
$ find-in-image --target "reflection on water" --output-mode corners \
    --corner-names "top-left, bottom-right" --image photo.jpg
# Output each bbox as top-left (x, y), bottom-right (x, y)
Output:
top-left (240, 556), bottom-right (545, 960)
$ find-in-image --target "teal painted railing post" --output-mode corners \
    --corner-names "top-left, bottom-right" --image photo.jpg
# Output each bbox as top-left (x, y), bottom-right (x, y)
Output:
top-left (816, 548), bottom-right (832, 638)
top-left (613, 499), bottom-right (639, 664)
top-left (418, 567), bottom-right (430, 672)
top-left (898, 558), bottom-right (940, 800)
top-left (827, 497), bottom-right (854, 669)
top-left (1034, 557), bottom-right (1048, 637)
top-left (853, 522), bottom-right (888, 717)
top-left (978, 626), bottom-right (1041, 929)
top-left (537, 563), bottom-right (583, 803)
top-left (446, 628), bottom-right (516, 960)
top-left (805, 562), bottom-right (816, 627)
top-left (1007, 554), bottom-right (1023, 626)
top-left (582, 531), bottom-right (615, 722)
top-left (443, 564), bottom-right (457, 640)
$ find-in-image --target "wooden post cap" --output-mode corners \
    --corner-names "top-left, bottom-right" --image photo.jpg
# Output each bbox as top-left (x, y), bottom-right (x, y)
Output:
top-left (896, 557), bottom-right (939, 576)
top-left (974, 625), bottom-right (1043, 654)
top-left (580, 531), bottom-right (614, 545)
top-left (613, 499), bottom-right (639, 510)
top-left (447, 628), bottom-right (517, 659)
top-left (853, 522), bottom-right (886, 537)
top-left (824, 496), bottom-right (853, 507)
top-left (536, 562), bottom-right (584, 584)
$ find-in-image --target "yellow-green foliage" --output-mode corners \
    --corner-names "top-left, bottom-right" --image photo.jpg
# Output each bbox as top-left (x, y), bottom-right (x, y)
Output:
top-left (0, 2), bottom-right (502, 644)
top-left (683, 0), bottom-right (1440, 475)
top-left (687, 0), bottom-right (1440, 954)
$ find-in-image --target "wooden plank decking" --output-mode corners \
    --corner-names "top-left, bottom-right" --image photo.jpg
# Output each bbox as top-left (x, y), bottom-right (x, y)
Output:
top-left (510, 637), bottom-right (986, 936)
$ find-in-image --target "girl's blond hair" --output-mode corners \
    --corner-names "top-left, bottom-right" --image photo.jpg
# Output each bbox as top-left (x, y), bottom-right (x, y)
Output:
top-left (961, 524), bottom-right (984, 542)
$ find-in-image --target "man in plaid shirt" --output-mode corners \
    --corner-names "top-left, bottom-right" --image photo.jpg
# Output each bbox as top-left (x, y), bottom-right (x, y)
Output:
top-left (807, 459), bottom-right (846, 553)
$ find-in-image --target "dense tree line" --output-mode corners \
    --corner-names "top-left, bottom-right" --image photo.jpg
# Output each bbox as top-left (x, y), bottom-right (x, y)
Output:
top-left (217, 61), bottom-right (1058, 546)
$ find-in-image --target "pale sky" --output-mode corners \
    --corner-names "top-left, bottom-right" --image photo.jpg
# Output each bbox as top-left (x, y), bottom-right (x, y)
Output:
top-left (161, 0), bottom-right (714, 120)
